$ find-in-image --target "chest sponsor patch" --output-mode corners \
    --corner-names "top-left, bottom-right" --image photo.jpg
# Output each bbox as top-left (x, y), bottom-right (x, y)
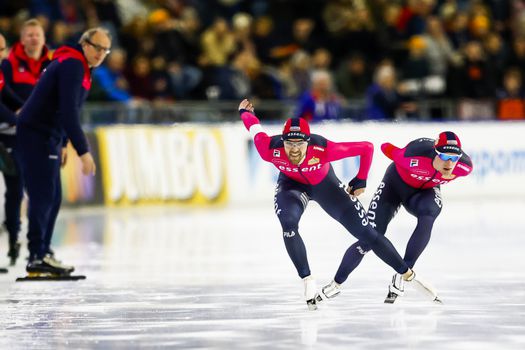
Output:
top-left (273, 158), bottom-right (287, 166)
top-left (412, 168), bottom-right (430, 176)
top-left (410, 159), bottom-right (419, 167)
top-left (273, 149), bottom-right (280, 157)
top-left (308, 157), bottom-right (320, 165)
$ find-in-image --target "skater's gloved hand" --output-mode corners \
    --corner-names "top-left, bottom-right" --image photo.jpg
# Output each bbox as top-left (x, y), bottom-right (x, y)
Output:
top-left (347, 176), bottom-right (366, 196)
top-left (238, 98), bottom-right (254, 115)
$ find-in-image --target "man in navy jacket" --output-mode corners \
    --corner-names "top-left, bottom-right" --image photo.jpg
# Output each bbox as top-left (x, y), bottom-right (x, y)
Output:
top-left (0, 19), bottom-right (50, 265)
top-left (16, 27), bottom-right (111, 275)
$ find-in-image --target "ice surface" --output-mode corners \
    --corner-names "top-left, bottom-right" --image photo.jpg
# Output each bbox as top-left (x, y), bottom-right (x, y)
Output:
top-left (1, 199), bottom-right (524, 349)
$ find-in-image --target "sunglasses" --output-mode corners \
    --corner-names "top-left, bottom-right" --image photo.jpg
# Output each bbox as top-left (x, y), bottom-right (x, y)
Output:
top-left (85, 39), bottom-right (111, 55)
top-left (283, 140), bottom-right (307, 148)
top-left (436, 151), bottom-right (461, 162)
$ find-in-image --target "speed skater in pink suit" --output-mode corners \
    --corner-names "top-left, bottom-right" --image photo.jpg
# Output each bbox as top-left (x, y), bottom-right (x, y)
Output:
top-left (327, 131), bottom-right (473, 304)
top-left (238, 99), bottom-right (438, 309)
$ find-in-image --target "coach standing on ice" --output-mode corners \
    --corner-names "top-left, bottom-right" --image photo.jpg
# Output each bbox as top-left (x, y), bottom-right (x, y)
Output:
top-left (16, 27), bottom-right (111, 276)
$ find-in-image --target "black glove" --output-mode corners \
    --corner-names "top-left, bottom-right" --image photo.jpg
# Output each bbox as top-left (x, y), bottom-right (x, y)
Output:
top-left (347, 176), bottom-right (366, 195)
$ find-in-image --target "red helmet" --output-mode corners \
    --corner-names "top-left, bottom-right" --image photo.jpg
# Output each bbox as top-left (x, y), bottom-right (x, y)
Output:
top-left (282, 118), bottom-right (310, 141)
top-left (435, 131), bottom-right (462, 154)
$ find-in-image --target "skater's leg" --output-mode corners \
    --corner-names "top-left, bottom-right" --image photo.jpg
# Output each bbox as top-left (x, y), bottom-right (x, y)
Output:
top-left (274, 182), bottom-right (310, 278)
top-left (333, 171), bottom-right (402, 284)
top-left (313, 170), bottom-right (409, 276)
top-left (403, 187), bottom-right (442, 268)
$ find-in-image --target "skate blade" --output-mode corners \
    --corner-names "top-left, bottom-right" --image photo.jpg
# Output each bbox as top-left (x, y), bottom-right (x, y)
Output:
top-left (384, 292), bottom-right (398, 304)
top-left (433, 297), bottom-right (443, 304)
top-left (306, 299), bottom-right (318, 311)
top-left (16, 274), bottom-right (86, 282)
top-left (0, 267), bottom-right (8, 274)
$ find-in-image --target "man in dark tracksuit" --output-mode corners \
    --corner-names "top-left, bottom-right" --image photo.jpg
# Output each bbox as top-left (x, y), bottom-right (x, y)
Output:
top-left (0, 19), bottom-right (50, 264)
top-left (16, 27), bottom-right (111, 275)
top-left (0, 33), bottom-right (24, 184)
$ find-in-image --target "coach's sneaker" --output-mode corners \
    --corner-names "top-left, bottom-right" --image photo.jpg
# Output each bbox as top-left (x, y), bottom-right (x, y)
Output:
top-left (26, 257), bottom-right (69, 276)
top-left (315, 280), bottom-right (341, 304)
top-left (385, 273), bottom-right (405, 304)
top-left (43, 254), bottom-right (75, 274)
top-left (303, 276), bottom-right (318, 310)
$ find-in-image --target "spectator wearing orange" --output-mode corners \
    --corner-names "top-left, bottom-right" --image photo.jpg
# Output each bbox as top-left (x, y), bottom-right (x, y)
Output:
top-left (496, 68), bottom-right (525, 120)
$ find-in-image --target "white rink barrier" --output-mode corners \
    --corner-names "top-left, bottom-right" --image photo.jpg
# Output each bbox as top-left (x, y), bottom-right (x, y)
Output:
top-left (1, 121), bottom-right (521, 207)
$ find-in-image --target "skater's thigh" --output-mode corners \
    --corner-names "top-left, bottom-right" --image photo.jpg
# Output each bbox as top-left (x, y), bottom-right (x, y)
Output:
top-left (274, 185), bottom-right (308, 229)
top-left (405, 187), bottom-right (442, 218)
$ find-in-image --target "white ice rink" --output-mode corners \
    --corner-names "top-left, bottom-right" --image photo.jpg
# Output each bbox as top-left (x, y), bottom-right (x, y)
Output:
top-left (1, 199), bottom-right (524, 349)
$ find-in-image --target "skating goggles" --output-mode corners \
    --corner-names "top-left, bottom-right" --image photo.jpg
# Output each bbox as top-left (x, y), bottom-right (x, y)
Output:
top-left (283, 140), bottom-right (307, 148)
top-left (436, 151), bottom-right (461, 162)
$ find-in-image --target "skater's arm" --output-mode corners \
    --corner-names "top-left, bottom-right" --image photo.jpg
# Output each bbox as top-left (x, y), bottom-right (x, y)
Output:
top-left (325, 140), bottom-right (373, 179)
top-left (381, 142), bottom-right (401, 160)
top-left (239, 99), bottom-right (272, 161)
top-left (454, 153), bottom-right (473, 177)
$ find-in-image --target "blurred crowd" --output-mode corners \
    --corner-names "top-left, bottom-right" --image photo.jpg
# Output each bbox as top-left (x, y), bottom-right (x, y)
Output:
top-left (1, 0), bottom-right (525, 121)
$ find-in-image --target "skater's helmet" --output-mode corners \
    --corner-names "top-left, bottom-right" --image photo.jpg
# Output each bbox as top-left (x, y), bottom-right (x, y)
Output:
top-left (435, 131), bottom-right (462, 155)
top-left (282, 117), bottom-right (310, 141)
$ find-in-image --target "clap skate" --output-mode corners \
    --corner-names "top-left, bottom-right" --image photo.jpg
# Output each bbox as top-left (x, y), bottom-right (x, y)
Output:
top-left (385, 271), bottom-right (442, 304)
top-left (314, 280), bottom-right (341, 304)
top-left (408, 272), bottom-right (442, 304)
top-left (304, 276), bottom-right (318, 310)
top-left (16, 256), bottom-right (85, 282)
top-left (384, 273), bottom-right (404, 304)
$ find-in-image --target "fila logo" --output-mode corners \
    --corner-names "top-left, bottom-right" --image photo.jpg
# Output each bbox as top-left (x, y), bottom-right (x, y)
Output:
top-left (410, 159), bottom-right (419, 167)
top-left (283, 231), bottom-right (296, 238)
top-left (313, 146), bottom-right (325, 152)
top-left (273, 149), bottom-right (280, 157)
top-left (356, 245), bottom-right (368, 255)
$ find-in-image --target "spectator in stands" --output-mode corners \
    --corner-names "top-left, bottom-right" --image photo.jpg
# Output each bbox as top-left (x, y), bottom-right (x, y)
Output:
top-left (200, 17), bottom-right (236, 67)
top-left (232, 12), bottom-right (255, 55)
top-left (455, 41), bottom-right (496, 120)
top-left (311, 48), bottom-right (332, 71)
top-left (448, 11), bottom-right (470, 49)
top-left (291, 18), bottom-right (319, 54)
top-left (296, 69), bottom-right (342, 121)
top-left (150, 56), bottom-right (174, 101)
top-left (508, 36), bottom-right (525, 79)
top-left (335, 53), bottom-right (371, 99)
top-left (289, 50), bottom-right (312, 97)
top-left (483, 32), bottom-right (508, 89)
top-left (401, 35), bottom-right (431, 82)
top-left (92, 48), bottom-right (132, 102)
top-left (423, 16), bottom-right (458, 79)
top-left (126, 55), bottom-right (154, 100)
top-left (253, 16), bottom-right (276, 65)
top-left (457, 40), bottom-right (494, 98)
top-left (366, 63), bottom-right (412, 120)
top-left (496, 68), bottom-right (525, 120)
